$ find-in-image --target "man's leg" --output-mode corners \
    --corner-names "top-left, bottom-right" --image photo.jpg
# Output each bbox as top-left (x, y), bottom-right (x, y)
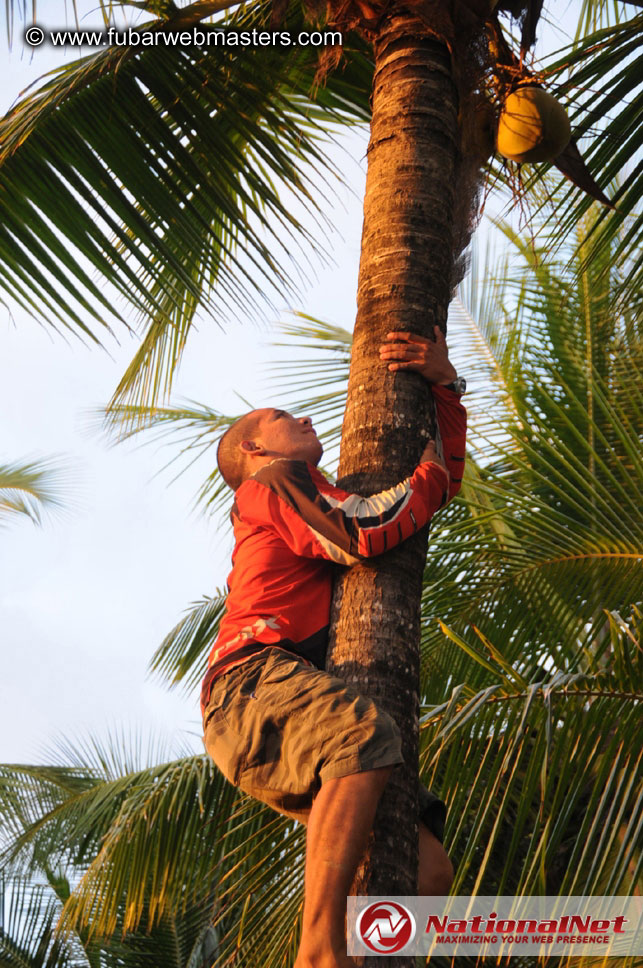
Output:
top-left (295, 765), bottom-right (393, 968)
top-left (418, 822), bottom-right (454, 895)
top-left (204, 654), bottom-right (404, 965)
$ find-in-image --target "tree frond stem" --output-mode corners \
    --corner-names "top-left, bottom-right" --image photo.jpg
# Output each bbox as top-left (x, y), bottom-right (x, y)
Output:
top-left (522, 551), bottom-right (643, 568)
top-left (421, 688), bottom-right (643, 725)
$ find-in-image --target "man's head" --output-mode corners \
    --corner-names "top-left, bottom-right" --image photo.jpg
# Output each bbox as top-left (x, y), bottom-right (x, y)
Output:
top-left (217, 408), bottom-right (322, 492)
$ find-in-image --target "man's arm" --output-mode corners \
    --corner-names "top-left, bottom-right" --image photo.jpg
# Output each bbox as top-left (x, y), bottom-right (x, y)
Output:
top-left (238, 457), bottom-right (451, 565)
top-left (431, 383), bottom-right (467, 501)
top-left (237, 326), bottom-right (465, 564)
top-left (380, 326), bottom-right (466, 501)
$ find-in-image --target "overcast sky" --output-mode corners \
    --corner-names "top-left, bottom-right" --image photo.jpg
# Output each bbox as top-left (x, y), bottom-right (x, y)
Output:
top-left (0, 0), bottom-right (582, 767)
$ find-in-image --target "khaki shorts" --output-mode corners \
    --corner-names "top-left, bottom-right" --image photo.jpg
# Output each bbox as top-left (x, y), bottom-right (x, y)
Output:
top-left (203, 647), bottom-right (445, 838)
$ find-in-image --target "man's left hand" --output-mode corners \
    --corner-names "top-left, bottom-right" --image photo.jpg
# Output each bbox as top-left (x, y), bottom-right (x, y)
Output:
top-left (379, 326), bottom-right (457, 385)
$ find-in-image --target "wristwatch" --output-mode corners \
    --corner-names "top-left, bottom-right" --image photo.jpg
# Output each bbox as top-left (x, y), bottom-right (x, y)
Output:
top-left (444, 376), bottom-right (467, 395)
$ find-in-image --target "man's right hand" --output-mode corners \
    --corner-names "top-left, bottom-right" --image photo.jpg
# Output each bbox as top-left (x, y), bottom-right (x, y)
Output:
top-left (420, 439), bottom-right (449, 478)
top-left (380, 327), bottom-right (457, 385)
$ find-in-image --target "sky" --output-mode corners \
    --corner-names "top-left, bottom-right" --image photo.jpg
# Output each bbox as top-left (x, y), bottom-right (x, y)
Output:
top-left (0, 8), bottom-right (369, 764)
top-left (0, 0), bottom-right (584, 767)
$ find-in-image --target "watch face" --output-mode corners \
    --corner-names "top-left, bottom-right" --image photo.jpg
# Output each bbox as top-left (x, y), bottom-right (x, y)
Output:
top-left (452, 377), bottom-right (467, 395)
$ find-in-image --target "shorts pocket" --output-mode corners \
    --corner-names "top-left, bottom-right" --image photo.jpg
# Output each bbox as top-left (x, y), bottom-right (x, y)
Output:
top-left (203, 684), bottom-right (250, 785)
top-left (256, 652), bottom-right (302, 689)
top-left (203, 689), bottom-right (227, 728)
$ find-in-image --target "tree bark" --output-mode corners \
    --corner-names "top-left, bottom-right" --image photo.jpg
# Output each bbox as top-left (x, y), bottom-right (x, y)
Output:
top-left (325, 11), bottom-right (459, 965)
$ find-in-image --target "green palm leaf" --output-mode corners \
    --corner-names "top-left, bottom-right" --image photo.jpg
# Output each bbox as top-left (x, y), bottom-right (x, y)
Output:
top-left (0, 876), bottom-right (82, 968)
top-left (0, 459), bottom-right (68, 528)
top-left (0, 3), bottom-right (371, 411)
top-left (266, 313), bottom-right (353, 460)
top-left (0, 858), bottom-right (225, 968)
top-left (421, 652), bottom-right (643, 901)
top-left (0, 730), bottom-right (304, 965)
top-left (95, 399), bottom-right (240, 518)
top-left (148, 591), bottom-right (228, 693)
top-left (528, 13), bottom-right (643, 299)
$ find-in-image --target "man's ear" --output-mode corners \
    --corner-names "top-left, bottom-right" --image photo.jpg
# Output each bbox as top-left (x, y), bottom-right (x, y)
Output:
top-left (239, 439), bottom-right (264, 456)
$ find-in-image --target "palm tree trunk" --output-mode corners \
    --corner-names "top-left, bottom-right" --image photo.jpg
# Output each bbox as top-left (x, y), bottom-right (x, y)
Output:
top-left (326, 10), bottom-right (459, 961)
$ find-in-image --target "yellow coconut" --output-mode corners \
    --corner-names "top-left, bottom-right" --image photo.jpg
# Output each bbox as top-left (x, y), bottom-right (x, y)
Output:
top-left (497, 86), bottom-right (571, 164)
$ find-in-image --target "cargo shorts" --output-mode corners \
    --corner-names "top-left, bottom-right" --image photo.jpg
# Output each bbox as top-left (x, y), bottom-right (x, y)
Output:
top-left (203, 647), bottom-right (446, 839)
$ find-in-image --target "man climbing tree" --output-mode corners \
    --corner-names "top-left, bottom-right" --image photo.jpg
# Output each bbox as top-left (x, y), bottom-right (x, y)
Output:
top-left (201, 327), bottom-right (466, 965)
top-left (0, 0), bottom-right (627, 957)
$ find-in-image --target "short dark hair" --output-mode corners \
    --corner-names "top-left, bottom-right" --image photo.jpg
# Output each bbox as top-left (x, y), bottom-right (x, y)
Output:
top-left (217, 411), bottom-right (263, 492)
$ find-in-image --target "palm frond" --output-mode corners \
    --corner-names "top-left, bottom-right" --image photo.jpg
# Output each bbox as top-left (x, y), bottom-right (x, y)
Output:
top-left (148, 591), bottom-right (228, 693)
top-left (0, 866), bottom-right (224, 968)
top-left (55, 757), bottom-right (297, 946)
top-left (572, 0), bottom-right (628, 44)
top-left (0, 876), bottom-right (82, 968)
top-left (265, 313), bottom-right (353, 464)
top-left (0, 458), bottom-right (68, 527)
top-left (449, 241), bottom-right (526, 459)
top-left (420, 646), bottom-right (643, 899)
top-left (0, 2), bottom-right (372, 408)
top-left (0, 728), bottom-right (190, 876)
top-left (419, 358), bottom-right (643, 700)
top-left (3, 0), bottom-right (127, 48)
top-left (94, 399), bottom-right (240, 520)
top-left (1, 722), bottom-right (306, 964)
top-left (531, 13), bottom-right (643, 300)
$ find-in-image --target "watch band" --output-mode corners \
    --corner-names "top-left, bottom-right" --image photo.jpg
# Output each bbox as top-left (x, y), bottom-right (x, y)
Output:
top-left (444, 376), bottom-right (467, 395)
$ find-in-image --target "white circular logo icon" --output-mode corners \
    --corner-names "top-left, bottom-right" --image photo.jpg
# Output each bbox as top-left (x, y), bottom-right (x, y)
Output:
top-left (356, 901), bottom-right (416, 953)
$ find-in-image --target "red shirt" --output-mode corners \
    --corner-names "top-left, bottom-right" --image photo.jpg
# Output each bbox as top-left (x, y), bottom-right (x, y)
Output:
top-left (200, 385), bottom-right (466, 715)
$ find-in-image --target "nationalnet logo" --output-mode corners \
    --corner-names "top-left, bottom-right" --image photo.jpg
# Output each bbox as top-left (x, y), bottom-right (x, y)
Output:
top-left (348, 895), bottom-right (643, 957)
top-left (356, 901), bottom-right (416, 953)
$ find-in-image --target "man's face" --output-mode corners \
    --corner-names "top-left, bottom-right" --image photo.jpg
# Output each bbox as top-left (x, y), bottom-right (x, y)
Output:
top-left (242, 408), bottom-right (323, 465)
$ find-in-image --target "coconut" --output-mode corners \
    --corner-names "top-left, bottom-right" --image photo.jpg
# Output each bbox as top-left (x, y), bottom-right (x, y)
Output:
top-left (497, 86), bottom-right (571, 164)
